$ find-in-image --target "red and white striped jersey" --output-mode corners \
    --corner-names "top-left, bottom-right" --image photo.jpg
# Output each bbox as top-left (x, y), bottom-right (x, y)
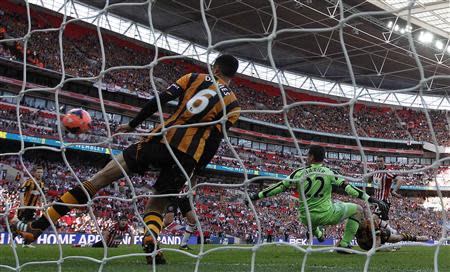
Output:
top-left (106, 223), bottom-right (129, 247)
top-left (372, 171), bottom-right (397, 202)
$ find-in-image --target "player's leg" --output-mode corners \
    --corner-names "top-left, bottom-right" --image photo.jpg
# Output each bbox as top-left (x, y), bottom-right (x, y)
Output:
top-left (179, 197), bottom-right (195, 250)
top-left (17, 208), bottom-right (36, 246)
top-left (142, 191), bottom-right (170, 265)
top-left (377, 202), bottom-right (398, 234)
top-left (340, 204), bottom-right (363, 248)
top-left (388, 233), bottom-right (429, 243)
top-left (18, 208), bottom-right (35, 223)
top-left (163, 199), bottom-right (177, 227)
top-left (311, 226), bottom-right (325, 242)
top-left (300, 213), bottom-right (324, 242)
top-left (140, 145), bottom-right (196, 244)
top-left (143, 195), bottom-right (170, 242)
top-left (91, 240), bottom-right (105, 248)
top-left (143, 163), bottom-right (195, 264)
top-left (300, 214), bottom-right (325, 243)
top-left (13, 207), bottom-right (36, 244)
top-left (12, 152), bottom-right (130, 242)
top-left (163, 212), bottom-right (175, 228)
top-left (320, 202), bottom-right (363, 251)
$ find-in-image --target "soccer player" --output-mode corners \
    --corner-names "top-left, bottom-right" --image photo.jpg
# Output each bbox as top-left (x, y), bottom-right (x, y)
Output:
top-left (162, 136), bottom-right (222, 251)
top-left (11, 55), bottom-right (240, 265)
top-left (163, 195), bottom-right (197, 250)
top-left (355, 214), bottom-right (428, 250)
top-left (249, 145), bottom-right (388, 252)
top-left (75, 215), bottom-right (133, 248)
top-left (369, 156), bottom-right (403, 234)
top-left (17, 165), bottom-right (45, 248)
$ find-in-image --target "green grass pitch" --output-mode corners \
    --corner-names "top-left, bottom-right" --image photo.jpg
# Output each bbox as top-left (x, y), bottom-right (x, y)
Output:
top-left (0, 244), bottom-right (449, 272)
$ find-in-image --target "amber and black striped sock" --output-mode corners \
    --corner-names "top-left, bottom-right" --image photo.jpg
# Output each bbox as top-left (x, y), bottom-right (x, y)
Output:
top-left (31, 181), bottom-right (97, 230)
top-left (401, 233), bottom-right (416, 241)
top-left (143, 211), bottom-right (164, 239)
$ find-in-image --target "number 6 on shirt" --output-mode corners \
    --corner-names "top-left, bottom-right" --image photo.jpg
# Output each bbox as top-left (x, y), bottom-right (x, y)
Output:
top-left (186, 89), bottom-right (218, 114)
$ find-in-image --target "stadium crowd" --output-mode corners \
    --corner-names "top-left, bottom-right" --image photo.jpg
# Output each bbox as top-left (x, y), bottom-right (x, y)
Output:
top-left (0, 99), bottom-right (448, 187)
top-left (0, 8), bottom-right (450, 146)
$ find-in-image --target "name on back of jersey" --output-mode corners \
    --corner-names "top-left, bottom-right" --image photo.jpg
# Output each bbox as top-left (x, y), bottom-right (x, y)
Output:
top-left (204, 75), bottom-right (231, 96)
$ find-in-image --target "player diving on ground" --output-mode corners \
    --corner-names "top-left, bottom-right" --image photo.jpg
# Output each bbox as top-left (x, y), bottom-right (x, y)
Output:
top-left (356, 214), bottom-right (428, 251)
top-left (249, 145), bottom-right (388, 253)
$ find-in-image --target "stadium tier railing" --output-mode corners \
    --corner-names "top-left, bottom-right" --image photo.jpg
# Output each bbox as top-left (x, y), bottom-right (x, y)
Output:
top-left (0, 71), bottom-right (432, 154)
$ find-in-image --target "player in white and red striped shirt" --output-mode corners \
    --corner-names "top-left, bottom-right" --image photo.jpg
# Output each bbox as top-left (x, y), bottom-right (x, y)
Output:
top-left (92, 215), bottom-right (132, 248)
top-left (370, 157), bottom-right (403, 234)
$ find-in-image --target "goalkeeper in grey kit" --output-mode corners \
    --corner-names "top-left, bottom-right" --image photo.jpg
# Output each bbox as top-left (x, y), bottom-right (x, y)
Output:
top-left (250, 145), bottom-right (388, 251)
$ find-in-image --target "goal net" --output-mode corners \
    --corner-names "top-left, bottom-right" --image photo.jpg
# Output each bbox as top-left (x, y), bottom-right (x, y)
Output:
top-left (0, 0), bottom-right (449, 271)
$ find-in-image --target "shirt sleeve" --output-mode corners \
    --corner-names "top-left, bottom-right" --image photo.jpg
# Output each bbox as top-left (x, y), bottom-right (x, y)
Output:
top-left (226, 105), bottom-right (240, 128)
top-left (333, 175), bottom-right (369, 201)
top-left (166, 73), bottom-right (193, 98)
top-left (255, 169), bottom-right (300, 200)
top-left (19, 180), bottom-right (31, 193)
top-left (128, 74), bottom-right (192, 128)
top-left (216, 100), bottom-right (240, 132)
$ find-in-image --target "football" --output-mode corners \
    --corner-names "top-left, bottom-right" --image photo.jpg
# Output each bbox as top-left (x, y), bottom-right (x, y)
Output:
top-left (62, 108), bottom-right (92, 134)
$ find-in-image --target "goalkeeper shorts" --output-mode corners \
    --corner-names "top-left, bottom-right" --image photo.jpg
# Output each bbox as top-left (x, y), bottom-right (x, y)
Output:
top-left (300, 202), bottom-right (359, 227)
top-left (123, 141), bottom-right (196, 194)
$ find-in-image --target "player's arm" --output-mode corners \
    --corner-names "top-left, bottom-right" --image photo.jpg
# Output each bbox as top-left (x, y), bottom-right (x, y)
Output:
top-left (333, 177), bottom-right (390, 217)
top-left (101, 229), bottom-right (110, 243)
top-left (333, 177), bottom-right (370, 201)
top-left (129, 231), bottom-right (135, 247)
top-left (221, 103), bottom-right (240, 132)
top-left (19, 180), bottom-right (31, 206)
top-left (250, 170), bottom-right (299, 201)
top-left (120, 74), bottom-right (192, 131)
top-left (391, 176), bottom-right (403, 198)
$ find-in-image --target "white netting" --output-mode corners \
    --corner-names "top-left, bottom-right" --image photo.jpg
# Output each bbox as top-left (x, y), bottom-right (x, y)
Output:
top-left (0, 0), bottom-right (449, 271)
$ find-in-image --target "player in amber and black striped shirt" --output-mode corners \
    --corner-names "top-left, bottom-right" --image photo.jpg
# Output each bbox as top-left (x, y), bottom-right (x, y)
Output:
top-left (18, 166), bottom-right (45, 223)
top-left (13, 55), bottom-right (240, 265)
top-left (16, 165), bottom-right (45, 247)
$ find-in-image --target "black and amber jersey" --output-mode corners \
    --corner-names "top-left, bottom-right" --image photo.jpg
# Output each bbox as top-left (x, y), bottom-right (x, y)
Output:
top-left (141, 73), bottom-right (240, 162)
top-left (19, 178), bottom-right (45, 206)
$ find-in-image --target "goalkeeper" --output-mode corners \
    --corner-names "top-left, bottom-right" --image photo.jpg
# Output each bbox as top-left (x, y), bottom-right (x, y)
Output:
top-left (250, 145), bottom-right (388, 251)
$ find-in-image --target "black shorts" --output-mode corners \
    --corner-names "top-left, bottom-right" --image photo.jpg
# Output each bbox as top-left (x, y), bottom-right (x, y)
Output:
top-left (166, 197), bottom-right (192, 217)
top-left (380, 201), bottom-right (391, 221)
top-left (123, 141), bottom-right (196, 194)
top-left (18, 208), bottom-right (35, 222)
top-left (374, 200), bottom-right (391, 221)
top-left (91, 240), bottom-right (104, 248)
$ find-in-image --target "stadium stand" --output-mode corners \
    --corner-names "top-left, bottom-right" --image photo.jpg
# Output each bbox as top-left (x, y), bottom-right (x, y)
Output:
top-left (0, 5), bottom-right (449, 146)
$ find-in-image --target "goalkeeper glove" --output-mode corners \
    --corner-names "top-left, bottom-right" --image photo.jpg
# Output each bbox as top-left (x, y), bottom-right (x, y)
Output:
top-left (244, 192), bottom-right (259, 207)
top-left (249, 192), bottom-right (259, 201)
top-left (368, 197), bottom-right (389, 219)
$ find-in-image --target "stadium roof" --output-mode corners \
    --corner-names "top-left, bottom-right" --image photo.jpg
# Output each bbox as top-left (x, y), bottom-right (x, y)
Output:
top-left (28, 0), bottom-right (450, 110)
top-left (369, 0), bottom-right (450, 37)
